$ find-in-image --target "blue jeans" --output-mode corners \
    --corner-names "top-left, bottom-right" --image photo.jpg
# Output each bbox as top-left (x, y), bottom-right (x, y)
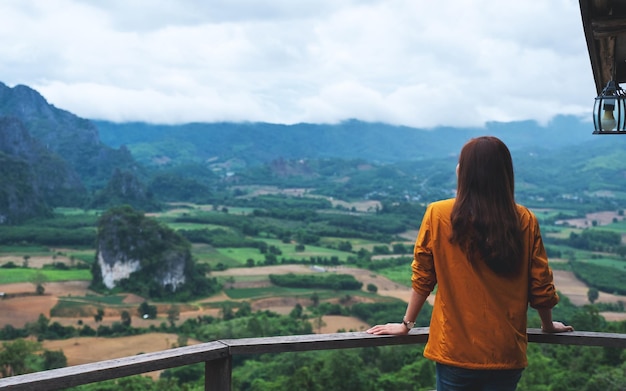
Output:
top-left (436, 363), bottom-right (524, 391)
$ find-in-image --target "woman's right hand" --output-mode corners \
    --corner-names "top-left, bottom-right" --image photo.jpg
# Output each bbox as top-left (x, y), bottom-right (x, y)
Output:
top-left (366, 323), bottom-right (410, 335)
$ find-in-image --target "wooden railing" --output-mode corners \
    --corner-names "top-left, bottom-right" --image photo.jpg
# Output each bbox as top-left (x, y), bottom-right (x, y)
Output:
top-left (0, 328), bottom-right (625, 391)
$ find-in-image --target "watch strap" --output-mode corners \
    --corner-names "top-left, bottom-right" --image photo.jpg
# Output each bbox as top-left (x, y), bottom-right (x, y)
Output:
top-left (402, 318), bottom-right (415, 329)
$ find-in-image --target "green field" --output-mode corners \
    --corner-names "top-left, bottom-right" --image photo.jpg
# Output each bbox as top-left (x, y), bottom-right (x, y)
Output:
top-left (579, 257), bottom-right (626, 270)
top-left (53, 207), bottom-right (102, 216)
top-left (0, 245), bottom-right (52, 255)
top-left (213, 239), bottom-right (353, 267)
top-left (224, 286), bottom-right (318, 299)
top-left (374, 264), bottom-right (412, 287)
top-left (57, 294), bottom-right (127, 305)
top-left (544, 225), bottom-right (584, 239)
top-left (0, 268), bottom-right (92, 284)
top-left (224, 285), bottom-right (379, 300)
top-left (166, 222), bottom-right (233, 231)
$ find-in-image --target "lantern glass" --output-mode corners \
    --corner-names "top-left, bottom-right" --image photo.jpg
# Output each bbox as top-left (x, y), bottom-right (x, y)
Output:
top-left (593, 80), bottom-right (626, 134)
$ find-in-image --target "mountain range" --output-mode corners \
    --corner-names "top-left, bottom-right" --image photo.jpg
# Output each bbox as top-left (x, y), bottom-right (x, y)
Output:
top-left (94, 115), bottom-right (597, 168)
top-left (0, 81), bottom-right (624, 223)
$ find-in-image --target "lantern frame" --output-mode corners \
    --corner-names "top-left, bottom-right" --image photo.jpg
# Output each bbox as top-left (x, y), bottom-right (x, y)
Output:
top-left (593, 80), bottom-right (626, 134)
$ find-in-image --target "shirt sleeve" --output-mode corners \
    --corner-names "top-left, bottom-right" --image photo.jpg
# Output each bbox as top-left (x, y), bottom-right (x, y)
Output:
top-left (528, 215), bottom-right (560, 309)
top-left (411, 204), bottom-right (437, 296)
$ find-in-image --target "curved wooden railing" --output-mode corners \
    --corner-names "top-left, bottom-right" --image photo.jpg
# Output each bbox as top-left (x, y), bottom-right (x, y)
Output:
top-left (0, 328), bottom-right (625, 391)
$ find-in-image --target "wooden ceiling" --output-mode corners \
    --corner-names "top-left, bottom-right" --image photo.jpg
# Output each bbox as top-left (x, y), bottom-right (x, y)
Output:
top-left (580, 0), bottom-right (626, 94)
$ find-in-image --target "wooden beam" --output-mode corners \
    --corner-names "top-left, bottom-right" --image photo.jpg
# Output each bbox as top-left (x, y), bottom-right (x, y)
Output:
top-left (597, 35), bottom-right (616, 84)
top-left (0, 341), bottom-right (229, 391)
top-left (0, 329), bottom-right (624, 391)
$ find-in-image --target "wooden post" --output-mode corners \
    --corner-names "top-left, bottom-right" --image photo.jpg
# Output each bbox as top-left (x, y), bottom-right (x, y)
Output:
top-left (205, 355), bottom-right (232, 391)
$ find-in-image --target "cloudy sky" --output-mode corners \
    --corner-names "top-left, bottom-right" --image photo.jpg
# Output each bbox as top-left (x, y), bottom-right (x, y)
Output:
top-left (0, 0), bottom-right (594, 128)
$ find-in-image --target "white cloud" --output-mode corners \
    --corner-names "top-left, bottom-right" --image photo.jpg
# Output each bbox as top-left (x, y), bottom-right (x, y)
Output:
top-left (0, 0), bottom-right (595, 128)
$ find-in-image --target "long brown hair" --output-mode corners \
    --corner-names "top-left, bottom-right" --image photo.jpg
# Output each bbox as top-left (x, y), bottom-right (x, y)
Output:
top-left (449, 136), bottom-right (523, 276)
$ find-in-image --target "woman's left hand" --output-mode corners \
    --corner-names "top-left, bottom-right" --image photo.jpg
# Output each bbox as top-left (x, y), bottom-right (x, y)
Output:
top-left (366, 323), bottom-right (409, 335)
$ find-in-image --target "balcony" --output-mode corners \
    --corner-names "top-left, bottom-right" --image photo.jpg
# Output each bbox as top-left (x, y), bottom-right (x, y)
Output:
top-left (0, 328), bottom-right (624, 390)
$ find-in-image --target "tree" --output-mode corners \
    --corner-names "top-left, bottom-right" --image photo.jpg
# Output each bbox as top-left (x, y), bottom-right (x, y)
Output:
top-left (588, 287), bottom-right (600, 304)
top-left (94, 308), bottom-right (104, 323)
top-left (30, 271), bottom-right (48, 295)
top-left (220, 303), bottom-right (234, 321)
top-left (290, 303), bottom-right (304, 319)
top-left (313, 310), bottom-right (326, 333)
top-left (167, 305), bottom-right (180, 327)
top-left (338, 241), bottom-right (352, 252)
top-left (22, 255), bottom-right (30, 268)
top-left (310, 292), bottom-right (320, 307)
top-left (42, 350), bottom-right (67, 370)
top-left (138, 301), bottom-right (157, 319)
top-left (0, 339), bottom-right (41, 377)
top-left (120, 310), bottom-right (131, 327)
top-left (367, 283), bottom-right (378, 293)
top-left (392, 243), bottom-right (407, 254)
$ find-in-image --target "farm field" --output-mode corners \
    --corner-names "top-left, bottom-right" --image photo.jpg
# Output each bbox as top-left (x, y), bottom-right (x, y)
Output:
top-left (42, 333), bottom-right (201, 379)
top-left (1, 204), bottom-right (626, 378)
top-left (2, 262), bottom-right (625, 335)
top-left (0, 258), bottom-right (625, 377)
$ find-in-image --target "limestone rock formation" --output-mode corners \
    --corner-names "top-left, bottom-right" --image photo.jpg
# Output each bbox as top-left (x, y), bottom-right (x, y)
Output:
top-left (93, 205), bottom-right (189, 295)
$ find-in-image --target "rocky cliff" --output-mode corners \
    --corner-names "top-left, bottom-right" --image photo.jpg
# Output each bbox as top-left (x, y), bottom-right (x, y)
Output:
top-left (0, 117), bottom-right (85, 223)
top-left (0, 82), bottom-right (151, 222)
top-left (0, 82), bottom-right (141, 190)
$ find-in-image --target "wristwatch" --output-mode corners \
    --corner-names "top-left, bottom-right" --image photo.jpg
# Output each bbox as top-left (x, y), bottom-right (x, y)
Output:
top-left (402, 318), bottom-right (415, 329)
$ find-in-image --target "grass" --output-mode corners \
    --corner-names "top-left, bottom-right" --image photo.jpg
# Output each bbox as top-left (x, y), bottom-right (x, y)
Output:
top-left (220, 275), bottom-right (269, 283)
top-left (212, 240), bottom-right (353, 267)
top-left (224, 286), bottom-right (376, 300)
top-left (544, 226), bottom-right (582, 239)
top-left (547, 261), bottom-right (572, 271)
top-left (215, 248), bottom-right (263, 265)
top-left (264, 239), bottom-right (351, 260)
top-left (578, 256), bottom-right (626, 270)
top-left (224, 286), bottom-right (318, 299)
top-left (166, 222), bottom-right (232, 231)
top-left (66, 250), bottom-right (96, 264)
top-left (58, 295), bottom-right (127, 305)
top-left (192, 244), bottom-right (242, 265)
top-left (52, 207), bottom-right (102, 217)
top-left (589, 219), bottom-right (626, 233)
top-left (0, 268), bottom-right (92, 284)
top-left (0, 245), bottom-right (52, 255)
top-left (373, 265), bottom-right (412, 287)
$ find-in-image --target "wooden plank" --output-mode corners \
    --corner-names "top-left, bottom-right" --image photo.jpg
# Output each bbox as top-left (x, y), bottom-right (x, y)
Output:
top-left (223, 328), bottom-right (430, 355)
top-left (205, 356), bottom-right (232, 391)
top-left (0, 329), bottom-right (625, 391)
top-left (527, 328), bottom-right (626, 348)
top-left (0, 341), bottom-right (229, 391)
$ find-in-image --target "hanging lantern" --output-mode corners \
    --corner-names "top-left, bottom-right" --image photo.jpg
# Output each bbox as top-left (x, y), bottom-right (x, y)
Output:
top-left (593, 80), bottom-right (626, 134)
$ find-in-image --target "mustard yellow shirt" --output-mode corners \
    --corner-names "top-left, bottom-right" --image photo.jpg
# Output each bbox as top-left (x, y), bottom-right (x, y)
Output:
top-left (412, 198), bottom-right (559, 369)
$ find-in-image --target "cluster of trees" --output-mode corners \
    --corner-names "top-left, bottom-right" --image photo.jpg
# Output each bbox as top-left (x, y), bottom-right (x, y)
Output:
top-left (571, 261), bottom-right (626, 296)
top-left (563, 230), bottom-right (622, 252)
top-left (269, 273), bottom-right (363, 290)
top-left (175, 206), bottom-right (413, 244)
top-left (0, 339), bottom-right (66, 378)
